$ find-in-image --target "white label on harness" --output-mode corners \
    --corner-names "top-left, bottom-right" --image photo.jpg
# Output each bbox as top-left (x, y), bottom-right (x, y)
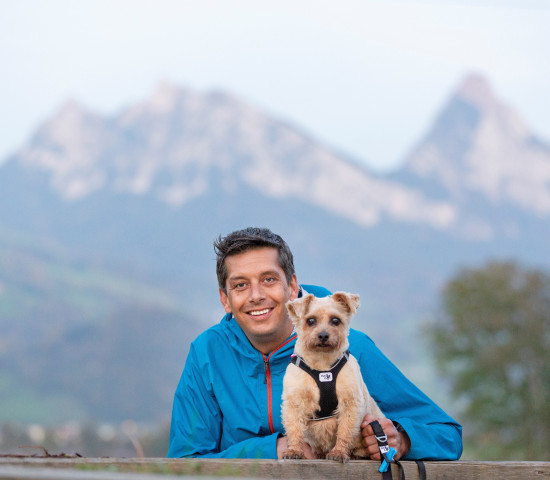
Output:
top-left (319, 372), bottom-right (333, 382)
top-left (380, 445), bottom-right (390, 454)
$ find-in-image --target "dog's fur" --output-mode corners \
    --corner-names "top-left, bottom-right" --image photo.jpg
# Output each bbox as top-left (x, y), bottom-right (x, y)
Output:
top-left (281, 292), bottom-right (384, 462)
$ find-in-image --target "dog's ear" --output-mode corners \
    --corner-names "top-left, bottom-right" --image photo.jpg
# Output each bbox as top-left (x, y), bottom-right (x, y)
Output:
top-left (332, 292), bottom-right (360, 314)
top-left (286, 294), bottom-right (315, 322)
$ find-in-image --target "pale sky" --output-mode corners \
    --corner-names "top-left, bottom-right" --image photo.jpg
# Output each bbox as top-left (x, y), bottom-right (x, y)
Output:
top-left (1, 0), bottom-right (549, 171)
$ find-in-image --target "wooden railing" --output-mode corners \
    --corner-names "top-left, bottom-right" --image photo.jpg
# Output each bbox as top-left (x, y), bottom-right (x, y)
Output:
top-left (1, 457), bottom-right (549, 479)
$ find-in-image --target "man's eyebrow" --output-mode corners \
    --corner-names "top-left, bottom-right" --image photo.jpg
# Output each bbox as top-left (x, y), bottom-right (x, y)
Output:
top-left (227, 275), bottom-right (248, 283)
top-left (227, 270), bottom-right (282, 282)
top-left (262, 270), bottom-right (282, 277)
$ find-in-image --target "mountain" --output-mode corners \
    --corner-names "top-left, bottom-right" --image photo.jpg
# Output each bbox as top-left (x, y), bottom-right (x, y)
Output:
top-left (395, 74), bottom-right (550, 242)
top-left (1, 73), bottom-right (549, 424)
top-left (0, 226), bottom-right (206, 423)
top-left (14, 83), bottom-right (454, 229)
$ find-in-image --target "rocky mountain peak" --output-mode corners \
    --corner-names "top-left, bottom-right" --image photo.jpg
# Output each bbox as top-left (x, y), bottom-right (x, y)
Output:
top-left (7, 82), bottom-right (456, 230)
top-left (455, 73), bottom-right (498, 112)
top-left (56, 98), bottom-right (89, 120)
top-left (400, 73), bottom-right (550, 219)
top-left (31, 99), bottom-right (101, 146)
top-left (14, 99), bottom-right (112, 199)
top-left (455, 73), bottom-right (530, 141)
top-left (149, 81), bottom-right (185, 112)
top-left (10, 73), bottom-right (550, 237)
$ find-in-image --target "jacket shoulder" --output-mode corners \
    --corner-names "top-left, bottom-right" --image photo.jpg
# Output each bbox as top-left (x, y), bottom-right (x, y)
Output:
top-left (190, 314), bottom-right (259, 362)
top-left (349, 328), bottom-right (377, 352)
top-left (301, 284), bottom-right (331, 297)
top-left (189, 318), bottom-right (230, 354)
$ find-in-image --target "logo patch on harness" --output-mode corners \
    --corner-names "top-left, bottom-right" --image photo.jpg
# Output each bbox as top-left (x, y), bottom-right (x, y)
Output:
top-left (319, 372), bottom-right (333, 382)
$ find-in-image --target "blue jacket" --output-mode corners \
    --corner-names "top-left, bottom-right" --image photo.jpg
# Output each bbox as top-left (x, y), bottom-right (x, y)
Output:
top-left (168, 285), bottom-right (462, 460)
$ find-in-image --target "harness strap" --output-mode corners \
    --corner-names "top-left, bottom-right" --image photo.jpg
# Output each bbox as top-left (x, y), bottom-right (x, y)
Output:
top-left (291, 351), bottom-right (350, 420)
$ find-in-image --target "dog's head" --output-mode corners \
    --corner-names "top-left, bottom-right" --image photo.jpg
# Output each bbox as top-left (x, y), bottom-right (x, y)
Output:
top-left (287, 292), bottom-right (359, 354)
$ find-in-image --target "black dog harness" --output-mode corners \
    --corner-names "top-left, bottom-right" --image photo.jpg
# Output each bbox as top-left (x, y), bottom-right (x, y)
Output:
top-left (290, 350), bottom-right (350, 420)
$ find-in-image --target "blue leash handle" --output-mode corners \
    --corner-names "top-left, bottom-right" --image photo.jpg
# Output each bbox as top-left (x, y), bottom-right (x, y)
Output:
top-left (379, 447), bottom-right (396, 473)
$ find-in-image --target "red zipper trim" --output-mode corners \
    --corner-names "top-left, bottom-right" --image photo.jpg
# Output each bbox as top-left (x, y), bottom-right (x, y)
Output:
top-left (263, 333), bottom-right (297, 434)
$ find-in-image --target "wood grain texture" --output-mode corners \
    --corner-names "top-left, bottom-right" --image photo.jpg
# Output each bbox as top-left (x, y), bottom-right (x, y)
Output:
top-left (0, 458), bottom-right (549, 479)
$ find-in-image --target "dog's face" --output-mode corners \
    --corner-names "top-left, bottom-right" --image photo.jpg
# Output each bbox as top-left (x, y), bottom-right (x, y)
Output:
top-left (287, 292), bottom-right (359, 353)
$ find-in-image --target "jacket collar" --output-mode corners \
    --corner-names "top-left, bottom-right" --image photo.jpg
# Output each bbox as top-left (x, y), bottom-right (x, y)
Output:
top-left (221, 312), bottom-right (297, 364)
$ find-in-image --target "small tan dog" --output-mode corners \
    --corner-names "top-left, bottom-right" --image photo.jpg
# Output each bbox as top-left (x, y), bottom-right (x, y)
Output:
top-left (281, 292), bottom-right (384, 462)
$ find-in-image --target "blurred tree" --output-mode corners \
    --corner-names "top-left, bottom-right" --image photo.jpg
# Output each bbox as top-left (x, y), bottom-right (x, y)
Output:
top-left (429, 261), bottom-right (550, 460)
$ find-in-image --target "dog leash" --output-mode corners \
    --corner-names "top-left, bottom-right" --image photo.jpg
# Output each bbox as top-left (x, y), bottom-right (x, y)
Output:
top-left (369, 420), bottom-right (426, 480)
top-left (370, 420), bottom-right (404, 480)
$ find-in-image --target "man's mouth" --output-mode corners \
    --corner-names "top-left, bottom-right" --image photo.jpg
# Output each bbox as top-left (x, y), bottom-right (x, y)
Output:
top-left (248, 308), bottom-right (271, 316)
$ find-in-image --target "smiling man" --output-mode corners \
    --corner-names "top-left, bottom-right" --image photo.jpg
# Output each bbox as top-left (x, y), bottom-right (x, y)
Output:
top-left (167, 227), bottom-right (462, 460)
top-left (219, 247), bottom-right (298, 354)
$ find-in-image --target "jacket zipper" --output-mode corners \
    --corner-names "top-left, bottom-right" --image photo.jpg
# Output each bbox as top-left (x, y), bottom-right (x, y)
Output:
top-left (262, 334), bottom-right (297, 434)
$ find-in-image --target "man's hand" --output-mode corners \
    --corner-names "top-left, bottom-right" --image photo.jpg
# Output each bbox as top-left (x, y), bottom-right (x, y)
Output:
top-left (276, 436), bottom-right (317, 459)
top-left (360, 414), bottom-right (411, 461)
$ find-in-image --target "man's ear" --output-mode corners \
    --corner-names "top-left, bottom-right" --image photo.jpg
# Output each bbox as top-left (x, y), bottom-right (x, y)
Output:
top-left (332, 292), bottom-right (360, 314)
top-left (219, 288), bottom-right (232, 314)
top-left (289, 274), bottom-right (299, 301)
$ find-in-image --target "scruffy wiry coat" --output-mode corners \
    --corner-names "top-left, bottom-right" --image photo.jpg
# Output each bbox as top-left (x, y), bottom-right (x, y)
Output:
top-left (281, 292), bottom-right (384, 462)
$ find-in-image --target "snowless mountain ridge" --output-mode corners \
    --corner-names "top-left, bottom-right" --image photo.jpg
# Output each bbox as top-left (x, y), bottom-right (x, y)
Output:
top-left (12, 74), bottom-right (550, 234)
top-left (403, 74), bottom-right (550, 215)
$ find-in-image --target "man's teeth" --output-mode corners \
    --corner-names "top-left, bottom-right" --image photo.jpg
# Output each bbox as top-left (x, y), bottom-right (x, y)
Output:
top-left (250, 309), bottom-right (270, 316)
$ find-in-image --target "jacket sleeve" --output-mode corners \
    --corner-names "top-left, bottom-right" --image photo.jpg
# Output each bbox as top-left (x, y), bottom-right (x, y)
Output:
top-left (355, 334), bottom-right (463, 461)
top-left (167, 342), bottom-right (280, 459)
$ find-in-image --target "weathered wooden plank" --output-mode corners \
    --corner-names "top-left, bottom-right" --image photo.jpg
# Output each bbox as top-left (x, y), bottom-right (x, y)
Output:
top-left (0, 458), bottom-right (549, 479)
top-left (0, 465), bottom-right (250, 480)
top-left (1, 458), bottom-right (393, 479)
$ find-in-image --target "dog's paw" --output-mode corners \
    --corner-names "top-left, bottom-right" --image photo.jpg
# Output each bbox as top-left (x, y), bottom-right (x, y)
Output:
top-left (326, 448), bottom-right (350, 463)
top-left (282, 448), bottom-right (305, 460)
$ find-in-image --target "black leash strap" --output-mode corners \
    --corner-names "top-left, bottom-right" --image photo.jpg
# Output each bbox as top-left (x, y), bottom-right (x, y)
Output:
top-left (416, 460), bottom-right (426, 480)
top-left (369, 420), bottom-right (393, 462)
top-left (369, 421), bottom-right (428, 480)
top-left (369, 420), bottom-right (405, 480)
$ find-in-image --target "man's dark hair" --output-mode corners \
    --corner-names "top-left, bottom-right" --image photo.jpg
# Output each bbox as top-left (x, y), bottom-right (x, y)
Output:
top-left (214, 227), bottom-right (295, 293)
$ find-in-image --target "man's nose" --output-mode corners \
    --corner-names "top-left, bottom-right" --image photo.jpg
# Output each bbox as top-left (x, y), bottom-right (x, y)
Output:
top-left (249, 282), bottom-right (266, 302)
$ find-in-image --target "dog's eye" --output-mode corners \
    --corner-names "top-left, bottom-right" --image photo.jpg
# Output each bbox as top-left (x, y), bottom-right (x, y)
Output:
top-left (331, 317), bottom-right (341, 326)
top-left (306, 318), bottom-right (316, 326)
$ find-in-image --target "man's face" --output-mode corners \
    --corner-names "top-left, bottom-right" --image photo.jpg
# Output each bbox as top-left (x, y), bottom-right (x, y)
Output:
top-left (219, 247), bottom-right (299, 353)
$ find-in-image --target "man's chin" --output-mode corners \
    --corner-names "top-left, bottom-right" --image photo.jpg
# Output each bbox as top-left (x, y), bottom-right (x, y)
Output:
top-left (247, 323), bottom-right (292, 349)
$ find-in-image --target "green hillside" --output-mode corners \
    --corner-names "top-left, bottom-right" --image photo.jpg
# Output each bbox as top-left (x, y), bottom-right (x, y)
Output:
top-left (0, 226), bottom-right (203, 424)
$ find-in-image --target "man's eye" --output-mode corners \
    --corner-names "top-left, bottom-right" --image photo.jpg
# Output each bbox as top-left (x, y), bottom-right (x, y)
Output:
top-left (234, 282), bottom-right (247, 289)
top-left (331, 317), bottom-right (341, 326)
top-left (306, 318), bottom-right (316, 326)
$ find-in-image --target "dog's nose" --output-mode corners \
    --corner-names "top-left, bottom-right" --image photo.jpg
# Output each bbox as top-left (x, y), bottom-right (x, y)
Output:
top-left (318, 331), bottom-right (329, 343)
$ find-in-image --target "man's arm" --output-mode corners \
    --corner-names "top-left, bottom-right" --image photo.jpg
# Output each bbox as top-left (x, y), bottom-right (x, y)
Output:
top-left (352, 332), bottom-right (463, 461)
top-left (168, 342), bottom-right (280, 459)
